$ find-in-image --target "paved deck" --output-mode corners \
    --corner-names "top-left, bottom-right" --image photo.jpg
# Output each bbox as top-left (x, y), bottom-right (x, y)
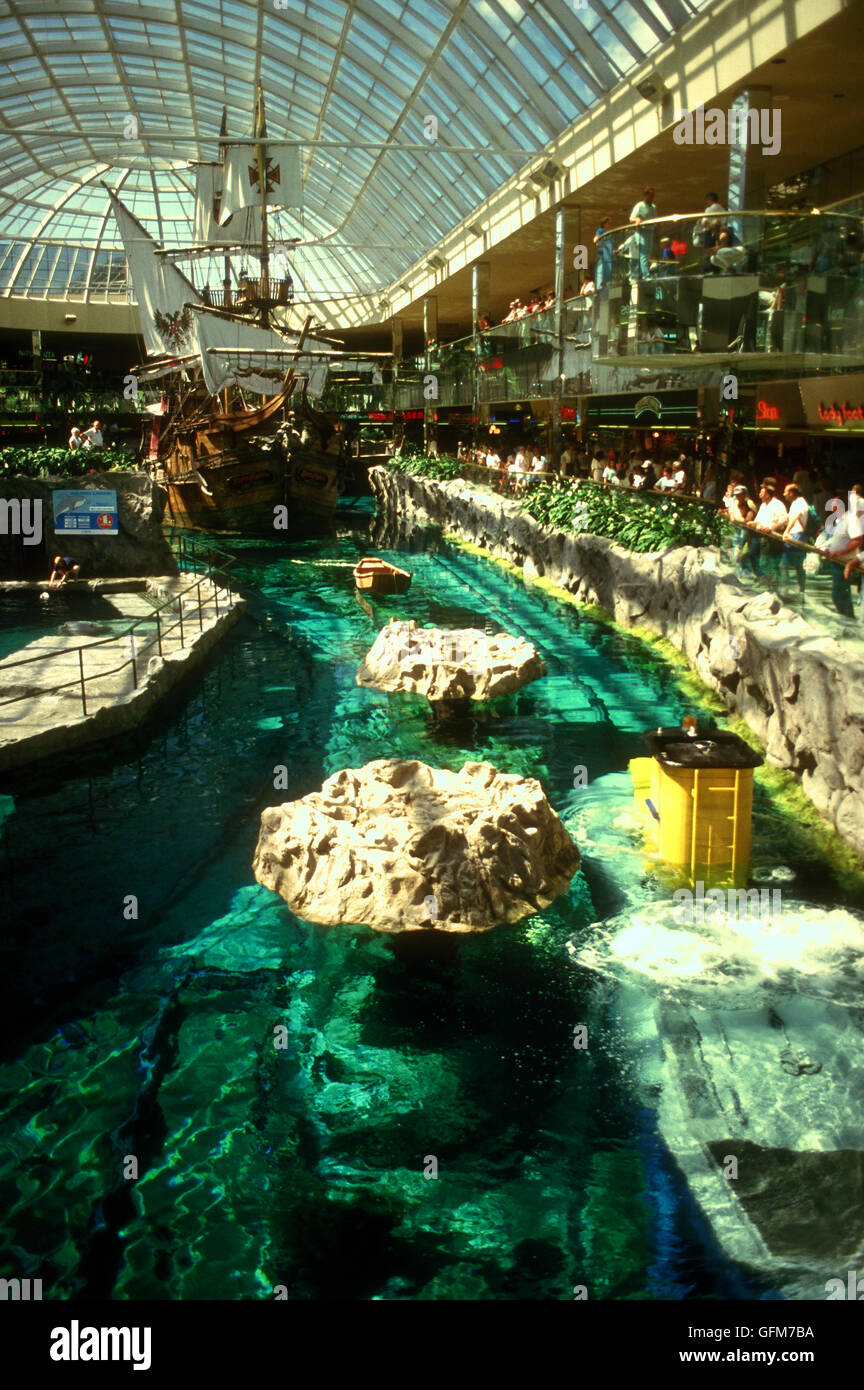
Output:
top-left (0, 578), bottom-right (152, 594)
top-left (0, 576), bottom-right (245, 771)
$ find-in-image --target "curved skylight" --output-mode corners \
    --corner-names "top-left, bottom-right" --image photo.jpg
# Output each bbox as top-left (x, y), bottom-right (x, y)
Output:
top-left (0, 0), bottom-right (712, 304)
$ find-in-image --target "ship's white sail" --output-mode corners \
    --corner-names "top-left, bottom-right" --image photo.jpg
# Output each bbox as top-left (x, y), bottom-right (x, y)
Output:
top-left (219, 143), bottom-right (302, 222)
top-left (193, 166), bottom-right (262, 247)
top-left (192, 308), bottom-right (328, 398)
top-left (108, 189), bottom-right (202, 357)
top-left (109, 186), bottom-right (326, 399)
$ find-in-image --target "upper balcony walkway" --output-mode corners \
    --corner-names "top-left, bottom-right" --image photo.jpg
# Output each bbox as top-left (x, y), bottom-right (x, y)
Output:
top-left (323, 208), bottom-right (864, 414)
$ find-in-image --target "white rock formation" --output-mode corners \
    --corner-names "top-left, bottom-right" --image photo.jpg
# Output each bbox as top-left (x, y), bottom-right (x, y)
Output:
top-left (253, 757), bottom-right (580, 932)
top-left (356, 619), bottom-right (546, 702)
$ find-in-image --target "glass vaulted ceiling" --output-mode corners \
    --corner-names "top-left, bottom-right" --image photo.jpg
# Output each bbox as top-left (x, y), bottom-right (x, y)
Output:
top-left (0, 0), bottom-right (710, 304)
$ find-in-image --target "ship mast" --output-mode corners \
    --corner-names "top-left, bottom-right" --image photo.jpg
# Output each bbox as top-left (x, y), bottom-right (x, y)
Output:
top-left (255, 85), bottom-right (271, 330)
top-left (218, 107), bottom-right (232, 313)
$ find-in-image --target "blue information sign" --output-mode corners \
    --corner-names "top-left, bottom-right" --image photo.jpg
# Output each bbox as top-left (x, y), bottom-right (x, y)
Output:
top-left (53, 489), bottom-right (119, 535)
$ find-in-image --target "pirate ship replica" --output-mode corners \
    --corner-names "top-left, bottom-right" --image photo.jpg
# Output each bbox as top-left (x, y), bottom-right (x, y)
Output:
top-left (110, 89), bottom-right (345, 531)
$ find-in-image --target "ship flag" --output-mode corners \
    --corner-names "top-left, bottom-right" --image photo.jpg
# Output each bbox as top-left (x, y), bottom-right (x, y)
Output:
top-left (193, 166), bottom-right (262, 247)
top-left (218, 142), bottom-right (302, 223)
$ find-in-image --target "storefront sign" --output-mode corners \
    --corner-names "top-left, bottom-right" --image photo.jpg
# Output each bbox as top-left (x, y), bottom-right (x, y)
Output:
top-left (756, 399), bottom-right (780, 422)
top-left (53, 489), bottom-right (118, 535)
top-left (634, 395), bottom-right (662, 419)
top-left (799, 373), bottom-right (864, 430)
top-left (817, 402), bottom-right (864, 425)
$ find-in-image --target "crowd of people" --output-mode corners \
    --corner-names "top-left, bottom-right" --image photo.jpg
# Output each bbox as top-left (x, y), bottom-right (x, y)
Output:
top-left (453, 440), bottom-right (862, 618)
top-left (498, 290), bottom-right (557, 325)
top-left (720, 469), bottom-right (863, 616)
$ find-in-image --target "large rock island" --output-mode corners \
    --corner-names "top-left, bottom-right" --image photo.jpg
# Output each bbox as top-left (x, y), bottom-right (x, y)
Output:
top-left (356, 619), bottom-right (546, 702)
top-left (253, 757), bottom-right (579, 933)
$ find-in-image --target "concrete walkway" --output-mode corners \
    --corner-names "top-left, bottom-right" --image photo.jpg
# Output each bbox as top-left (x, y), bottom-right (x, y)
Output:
top-left (1, 578), bottom-right (150, 594)
top-left (0, 576), bottom-right (245, 771)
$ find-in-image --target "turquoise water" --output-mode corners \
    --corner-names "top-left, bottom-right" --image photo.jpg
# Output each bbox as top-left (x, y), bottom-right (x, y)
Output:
top-left (0, 514), bottom-right (858, 1300)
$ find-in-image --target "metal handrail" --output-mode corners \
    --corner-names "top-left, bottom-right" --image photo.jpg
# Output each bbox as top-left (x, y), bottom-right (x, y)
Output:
top-left (596, 206), bottom-right (862, 244)
top-left (0, 536), bottom-right (239, 715)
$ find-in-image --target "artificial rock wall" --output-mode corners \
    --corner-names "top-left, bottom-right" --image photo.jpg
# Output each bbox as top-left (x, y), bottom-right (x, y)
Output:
top-left (0, 471), bottom-right (174, 579)
top-left (370, 467), bottom-right (864, 859)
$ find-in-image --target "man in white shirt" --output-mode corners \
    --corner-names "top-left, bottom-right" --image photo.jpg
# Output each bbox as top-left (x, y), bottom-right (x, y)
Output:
top-left (485, 449), bottom-right (499, 469)
top-left (560, 446), bottom-right (574, 475)
top-left (591, 455), bottom-right (604, 483)
top-left (82, 419), bottom-right (103, 448)
top-left (629, 186), bottom-right (657, 280)
top-left (754, 484), bottom-right (788, 534)
top-left (68, 426), bottom-right (83, 450)
top-left (602, 462), bottom-right (618, 485)
top-left (779, 483), bottom-right (810, 593)
top-left (744, 483), bottom-right (786, 577)
top-left (818, 485), bottom-right (864, 617)
top-left (656, 466), bottom-right (677, 491)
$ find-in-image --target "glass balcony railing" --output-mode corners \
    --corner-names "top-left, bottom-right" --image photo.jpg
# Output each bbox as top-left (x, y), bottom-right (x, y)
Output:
top-left (325, 210), bottom-right (864, 416)
top-left (596, 209), bottom-right (864, 359)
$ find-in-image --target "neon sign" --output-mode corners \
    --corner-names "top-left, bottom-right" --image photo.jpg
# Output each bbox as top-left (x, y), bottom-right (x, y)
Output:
top-left (756, 399), bottom-right (780, 422)
top-left (817, 402), bottom-right (864, 425)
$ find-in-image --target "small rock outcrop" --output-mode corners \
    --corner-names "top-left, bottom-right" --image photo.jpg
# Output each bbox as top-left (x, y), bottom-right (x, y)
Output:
top-left (253, 758), bottom-right (580, 932)
top-left (356, 619), bottom-right (546, 702)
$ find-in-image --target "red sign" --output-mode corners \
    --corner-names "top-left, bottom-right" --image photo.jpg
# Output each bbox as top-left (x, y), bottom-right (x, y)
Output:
top-left (817, 401), bottom-right (864, 424)
top-left (756, 399), bottom-right (780, 422)
top-left (96, 512), bottom-right (113, 529)
top-left (368, 411), bottom-right (394, 421)
top-left (561, 407), bottom-right (577, 421)
top-left (402, 410), bottom-right (424, 421)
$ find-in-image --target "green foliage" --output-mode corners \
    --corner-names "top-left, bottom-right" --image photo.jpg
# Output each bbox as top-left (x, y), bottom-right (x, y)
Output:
top-left (386, 451), bottom-right (464, 481)
top-left (0, 443), bottom-right (137, 479)
top-left (520, 478), bottom-right (723, 552)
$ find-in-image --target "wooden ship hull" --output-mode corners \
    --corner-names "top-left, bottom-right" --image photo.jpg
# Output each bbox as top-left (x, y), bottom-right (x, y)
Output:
top-left (151, 381), bottom-right (344, 533)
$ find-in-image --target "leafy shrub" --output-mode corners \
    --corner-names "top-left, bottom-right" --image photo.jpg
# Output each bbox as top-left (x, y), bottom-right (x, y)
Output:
top-left (386, 452), bottom-right (465, 481)
top-left (0, 443), bottom-right (137, 479)
top-left (520, 478), bottom-right (724, 552)
top-left (385, 456), bottom-right (725, 553)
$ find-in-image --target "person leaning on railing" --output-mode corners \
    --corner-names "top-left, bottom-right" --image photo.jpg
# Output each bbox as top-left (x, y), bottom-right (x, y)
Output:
top-left (742, 483), bottom-right (788, 578)
top-left (779, 483), bottom-right (810, 594)
top-left (725, 484), bottom-right (757, 569)
top-left (816, 484), bottom-right (864, 619)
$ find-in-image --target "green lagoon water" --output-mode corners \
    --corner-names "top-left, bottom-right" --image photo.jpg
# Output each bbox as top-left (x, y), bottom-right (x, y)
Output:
top-left (0, 509), bottom-right (857, 1300)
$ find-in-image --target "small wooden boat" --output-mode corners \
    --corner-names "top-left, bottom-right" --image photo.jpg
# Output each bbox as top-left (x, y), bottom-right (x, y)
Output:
top-left (353, 557), bottom-right (412, 595)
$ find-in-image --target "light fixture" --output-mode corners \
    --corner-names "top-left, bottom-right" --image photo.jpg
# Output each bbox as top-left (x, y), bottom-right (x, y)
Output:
top-left (466, 223), bottom-right (484, 237)
top-left (64, 313), bottom-right (77, 322)
top-left (635, 72), bottom-right (670, 102)
top-left (527, 160), bottom-right (563, 188)
top-left (426, 254), bottom-right (446, 271)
